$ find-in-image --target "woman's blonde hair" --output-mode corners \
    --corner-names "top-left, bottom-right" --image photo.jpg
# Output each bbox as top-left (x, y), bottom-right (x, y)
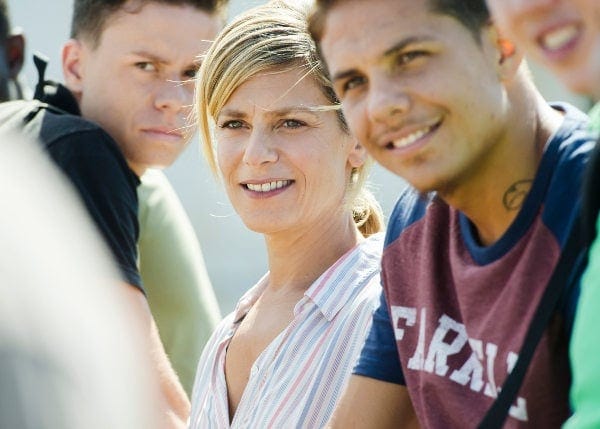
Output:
top-left (195, 0), bottom-right (383, 236)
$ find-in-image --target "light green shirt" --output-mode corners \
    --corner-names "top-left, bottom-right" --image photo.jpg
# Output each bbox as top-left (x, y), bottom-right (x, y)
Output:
top-left (138, 169), bottom-right (221, 396)
top-left (587, 102), bottom-right (600, 133)
top-left (566, 103), bottom-right (600, 429)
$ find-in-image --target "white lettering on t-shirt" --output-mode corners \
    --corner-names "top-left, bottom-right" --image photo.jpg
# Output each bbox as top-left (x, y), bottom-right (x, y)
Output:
top-left (484, 342), bottom-right (499, 398)
top-left (449, 338), bottom-right (485, 392)
top-left (423, 315), bottom-right (468, 376)
top-left (390, 308), bottom-right (529, 421)
top-left (391, 306), bottom-right (416, 340)
top-left (407, 308), bottom-right (427, 370)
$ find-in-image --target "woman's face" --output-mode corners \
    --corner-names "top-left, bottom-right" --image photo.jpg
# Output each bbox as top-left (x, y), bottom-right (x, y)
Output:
top-left (214, 67), bottom-right (365, 235)
top-left (487, 0), bottom-right (600, 98)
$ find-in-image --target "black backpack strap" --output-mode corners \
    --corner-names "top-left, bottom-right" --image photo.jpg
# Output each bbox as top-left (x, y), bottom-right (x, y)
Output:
top-left (33, 52), bottom-right (50, 101)
top-left (477, 223), bottom-right (585, 429)
top-left (31, 52), bottom-right (81, 116)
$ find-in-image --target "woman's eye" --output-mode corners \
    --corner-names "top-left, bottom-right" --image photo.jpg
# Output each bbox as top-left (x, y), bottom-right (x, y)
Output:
top-left (220, 120), bottom-right (244, 129)
top-left (281, 119), bottom-right (305, 129)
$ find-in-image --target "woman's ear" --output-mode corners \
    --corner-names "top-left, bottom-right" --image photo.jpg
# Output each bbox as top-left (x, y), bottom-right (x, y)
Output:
top-left (61, 39), bottom-right (85, 96)
top-left (347, 136), bottom-right (367, 168)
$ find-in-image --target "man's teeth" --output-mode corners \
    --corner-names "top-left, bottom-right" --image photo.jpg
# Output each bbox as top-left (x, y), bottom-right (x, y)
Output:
top-left (247, 180), bottom-right (290, 192)
top-left (542, 25), bottom-right (578, 51)
top-left (392, 126), bottom-right (431, 148)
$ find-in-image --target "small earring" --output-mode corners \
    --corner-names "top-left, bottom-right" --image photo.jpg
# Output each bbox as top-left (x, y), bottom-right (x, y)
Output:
top-left (499, 39), bottom-right (516, 61)
top-left (351, 167), bottom-right (359, 185)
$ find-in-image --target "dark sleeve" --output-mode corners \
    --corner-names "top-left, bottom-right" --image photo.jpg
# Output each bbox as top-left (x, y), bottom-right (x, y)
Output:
top-left (353, 291), bottom-right (405, 384)
top-left (47, 129), bottom-right (143, 292)
top-left (352, 186), bottom-right (428, 384)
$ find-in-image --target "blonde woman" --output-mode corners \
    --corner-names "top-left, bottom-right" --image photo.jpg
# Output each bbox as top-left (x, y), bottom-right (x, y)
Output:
top-left (189, 1), bottom-right (385, 427)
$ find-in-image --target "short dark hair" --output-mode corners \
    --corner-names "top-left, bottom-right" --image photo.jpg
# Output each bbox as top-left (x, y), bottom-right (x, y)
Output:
top-left (0, 0), bottom-right (10, 41)
top-left (429, 0), bottom-right (490, 39)
top-left (309, 0), bottom-right (490, 44)
top-left (70, 0), bottom-right (228, 46)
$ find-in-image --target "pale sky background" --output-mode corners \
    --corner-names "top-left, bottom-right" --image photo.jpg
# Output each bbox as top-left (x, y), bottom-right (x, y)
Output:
top-left (8, 0), bottom-right (592, 313)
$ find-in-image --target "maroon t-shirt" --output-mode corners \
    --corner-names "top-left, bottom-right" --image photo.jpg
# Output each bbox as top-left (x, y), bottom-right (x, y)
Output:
top-left (355, 103), bottom-right (595, 428)
top-left (383, 201), bottom-right (570, 428)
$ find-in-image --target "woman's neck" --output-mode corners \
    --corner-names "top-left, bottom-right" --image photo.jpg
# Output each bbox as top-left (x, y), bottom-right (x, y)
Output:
top-left (263, 214), bottom-right (362, 293)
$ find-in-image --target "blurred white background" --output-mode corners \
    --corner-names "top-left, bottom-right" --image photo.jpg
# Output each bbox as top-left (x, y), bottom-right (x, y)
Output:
top-left (8, 0), bottom-right (591, 313)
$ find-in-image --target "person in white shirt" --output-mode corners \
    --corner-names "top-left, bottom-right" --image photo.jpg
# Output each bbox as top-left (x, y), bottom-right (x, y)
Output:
top-left (189, 1), bottom-right (385, 427)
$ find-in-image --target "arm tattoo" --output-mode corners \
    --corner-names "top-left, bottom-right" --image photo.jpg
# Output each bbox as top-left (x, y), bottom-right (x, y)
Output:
top-left (502, 179), bottom-right (533, 211)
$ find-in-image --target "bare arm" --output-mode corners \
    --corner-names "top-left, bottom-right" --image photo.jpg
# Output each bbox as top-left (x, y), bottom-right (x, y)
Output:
top-left (327, 375), bottom-right (420, 429)
top-left (123, 283), bottom-right (190, 428)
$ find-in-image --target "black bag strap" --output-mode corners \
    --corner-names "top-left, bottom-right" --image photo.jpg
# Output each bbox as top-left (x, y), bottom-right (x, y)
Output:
top-left (32, 52), bottom-right (49, 101)
top-left (477, 222), bottom-right (585, 429)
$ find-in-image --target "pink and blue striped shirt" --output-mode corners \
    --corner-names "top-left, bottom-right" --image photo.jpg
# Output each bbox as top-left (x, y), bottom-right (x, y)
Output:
top-left (189, 233), bottom-right (383, 428)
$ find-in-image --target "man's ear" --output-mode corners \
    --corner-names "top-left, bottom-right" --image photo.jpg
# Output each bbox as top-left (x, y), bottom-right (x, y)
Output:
top-left (485, 24), bottom-right (524, 82)
top-left (347, 136), bottom-right (367, 168)
top-left (5, 33), bottom-right (24, 78)
top-left (62, 39), bottom-right (85, 95)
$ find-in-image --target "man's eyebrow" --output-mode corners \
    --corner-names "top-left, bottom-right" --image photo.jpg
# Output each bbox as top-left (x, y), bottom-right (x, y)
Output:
top-left (130, 50), bottom-right (198, 69)
top-left (332, 36), bottom-right (433, 82)
top-left (130, 50), bottom-right (167, 64)
top-left (332, 69), bottom-right (360, 84)
top-left (383, 36), bottom-right (433, 58)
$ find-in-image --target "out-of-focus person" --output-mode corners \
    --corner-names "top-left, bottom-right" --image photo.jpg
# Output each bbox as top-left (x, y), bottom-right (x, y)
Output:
top-left (0, 1), bottom-right (225, 426)
top-left (0, 131), bottom-right (161, 429)
top-left (0, 0), bottom-right (24, 101)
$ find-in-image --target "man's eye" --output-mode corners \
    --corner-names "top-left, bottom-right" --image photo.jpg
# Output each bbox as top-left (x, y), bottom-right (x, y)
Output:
top-left (396, 50), bottom-right (427, 67)
top-left (135, 62), bottom-right (157, 72)
top-left (183, 67), bottom-right (199, 79)
top-left (342, 76), bottom-right (366, 93)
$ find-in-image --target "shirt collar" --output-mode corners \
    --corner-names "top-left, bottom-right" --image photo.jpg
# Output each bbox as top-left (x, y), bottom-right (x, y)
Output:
top-left (232, 273), bottom-right (269, 324)
top-left (231, 233), bottom-right (383, 325)
top-left (304, 232), bottom-right (383, 321)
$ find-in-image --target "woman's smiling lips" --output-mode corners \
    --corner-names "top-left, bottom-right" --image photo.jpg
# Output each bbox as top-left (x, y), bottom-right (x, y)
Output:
top-left (241, 179), bottom-right (294, 197)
